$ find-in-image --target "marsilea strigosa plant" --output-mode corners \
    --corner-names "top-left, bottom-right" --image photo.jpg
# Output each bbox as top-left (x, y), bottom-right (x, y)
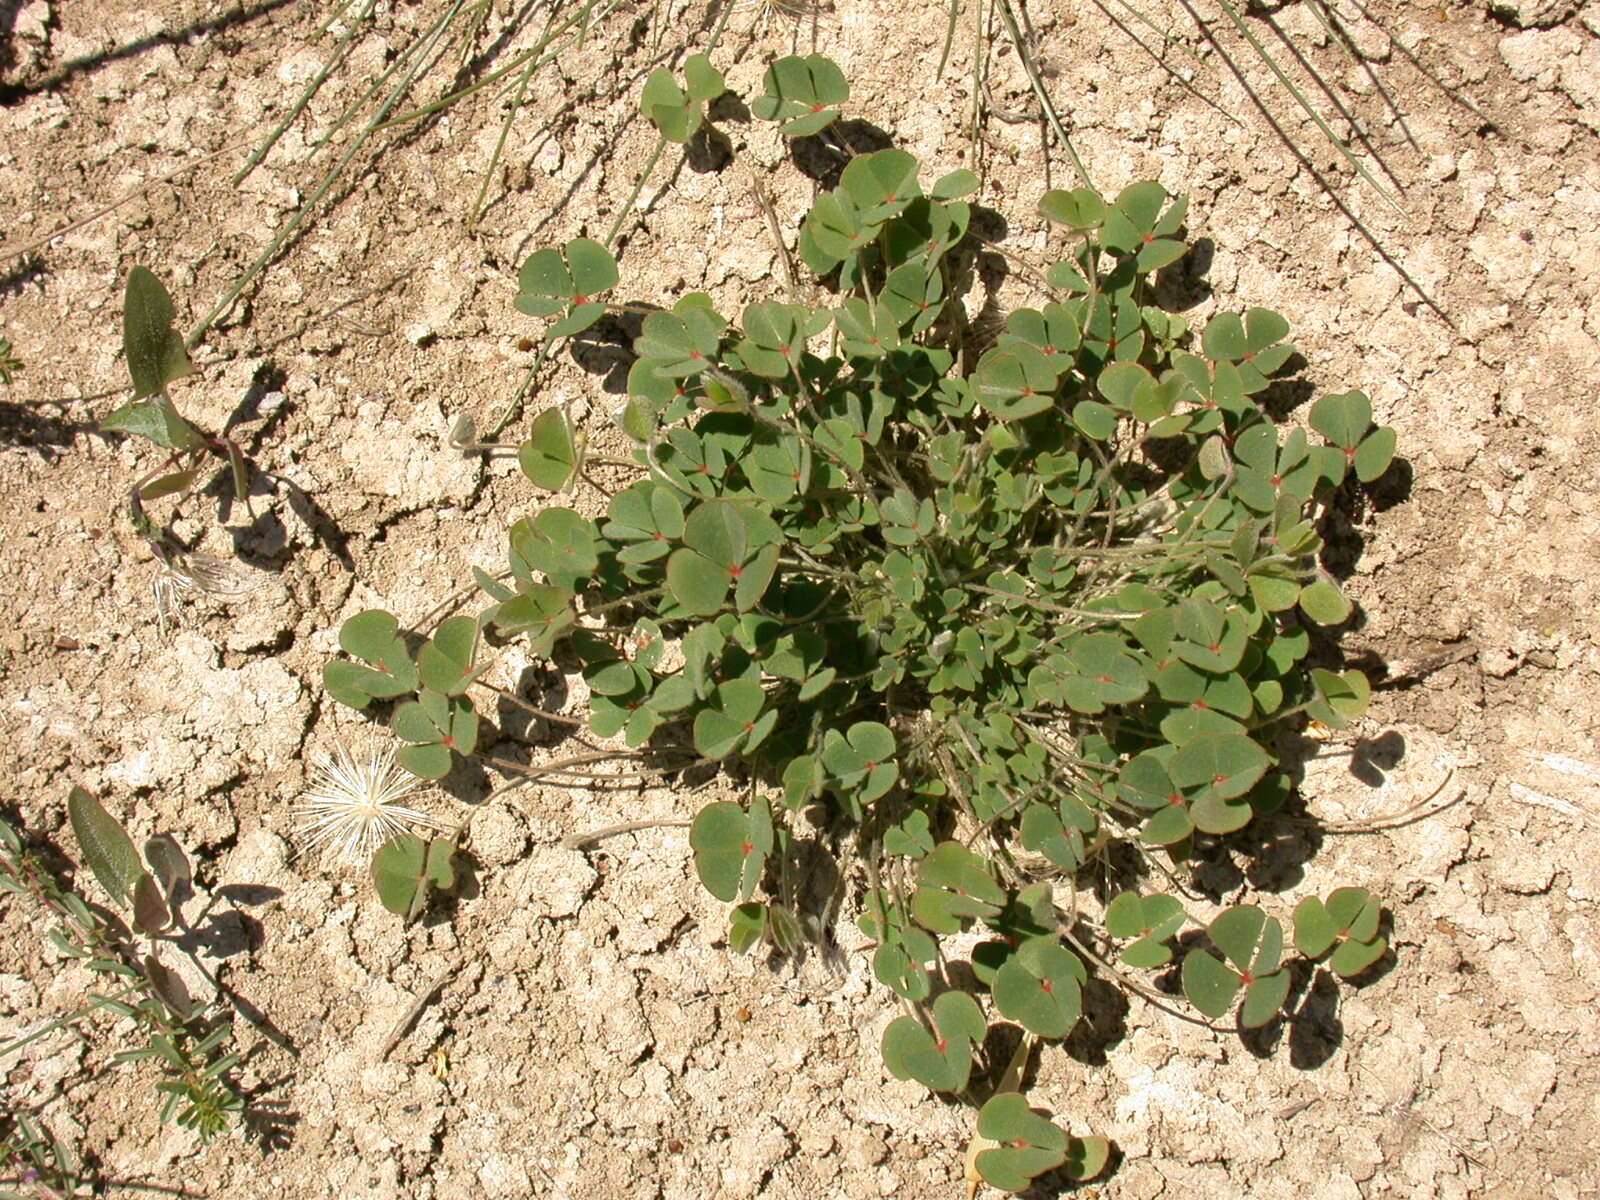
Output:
top-left (322, 54), bottom-right (1396, 1191)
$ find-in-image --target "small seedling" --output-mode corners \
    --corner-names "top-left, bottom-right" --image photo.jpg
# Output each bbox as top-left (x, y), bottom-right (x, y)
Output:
top-left (101, 268), bottom-right (255, 630)
top-left (0, 796), bottom-right (243, 1143)
top-left (320, 54), bottom-right (1401, 1190)
top-left (0, 334), bottom-right (21, 385)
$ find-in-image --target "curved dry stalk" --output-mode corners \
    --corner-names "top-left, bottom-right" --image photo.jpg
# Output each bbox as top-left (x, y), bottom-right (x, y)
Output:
top-left (1203, 0), bottom-right (1406, 215)
top-left (470, 680), bottom-right (587, 727)
top-left (993, 0), bottom-right (1093, 189)
top-left (1170, 0), bottom-right (1452, 326)
top-left (1310, 765), bottom-right (1465, 834)
top-left (561, 818), bottom-right (693, 849)
top-left (1056, 922), bottom-right (1233, 1031)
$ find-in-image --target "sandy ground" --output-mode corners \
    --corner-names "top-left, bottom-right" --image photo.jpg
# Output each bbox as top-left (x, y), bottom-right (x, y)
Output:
top-left (2, 0), bottom-right (1599, 1196)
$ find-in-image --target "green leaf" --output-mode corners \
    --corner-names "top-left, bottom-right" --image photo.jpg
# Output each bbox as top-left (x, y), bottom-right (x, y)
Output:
top-left (912, 841), bottom-right (1004, 932)
top-left (883, 810), bottom-right (935, 859)
top-left (1355, 425), bottom-right (1397, 482)
top-left (692, 679), bottom-right (770, 759)
top-left (931, 168), bottom-right (978, 201)
top-left (518, 407), bottom-right (578, 490)
top-left (689, 801), bottom-right (746, 901)
top-left (371, 833), bottom-right (456, 921)
top-left (1330, 933), bottom-right (1388, 977)
top-left (1209, 906), bottom-right (1272, 971)
top-left (1295, 887), bottom-right (1386, 976)
top-left (516, 238), bottom-right (618, 336)
top-left (1241, 968), bottom-right (1291, 1027)
top-left (640, 64), bottom-right (701, 142)
top-left (750, 54), bottom-right (849, 136)
top-left (667, 547), bottom-right (731, 615)
top-left (821, 721), bottom-right (899, 804)
top-left (634, 303), bottom-right (726, 378)
top-left (1181, 945), bottom-right (1241, 1018)
top-left (1185, 907), bottom-right (1289, 1027)
top-left (690, 798), bottom-right (771, 902)
top-left (1019, 802), bottom-right (1088, 872)
top-left (1106, 892), bottom-right (1186, 967)
top-left (137, 469), bottom-right (201, 502)
top-left (131, 870), bottom-right (171, 935)
top-left (100, 393), bottom-right (198, 450)
top-left (975, 345), bottom-right (1055, 420)
top-left (1201, 312), bottom-right (1249, 362)
top-left (840, 148), bottom-right (922, 226)
top-left (511, 508), bottom-right (600, 591)
top-left (1249, 573), bottom-right (1301, 612)
top-left (683, 53), bottom-right (725, 102)
top-left (492, 583), bottom-right (576, 653)
top-left (801, 190), bottom-right (868, 271)
top-left (123, 266), bottom-right (192, 400)
top-left (728, 901), bottom-right (767, 953)
top-left (67, 786), bottom-right (142, 907)
top-left (341, 610), bottom-right (398, 659)
top-left (1039, 186), bottom-right (1105, 230)
top-left (1072, 399), bottom-right (1117, 441)
top-left (881, 991), bottom-right (986, 1092)
top-left (975, 1094), bottom-right (1068, 1192)
top-left (337, 609), bottom-right (419, 697)
top-left (1310, 389), bottom-right (1373, 449)
top-left (992, 936), bottom-right (1085, 1037)
top-left (1169, 733), bottom-right (1269, 801)
top-left (1299, 578), bottom-right (1352, 626)
top-left (391, 691), bottom-right (477, 780)
top-left (1061, 1135), bottom-right (1112, 1183)
top-left (416, 616), bottom-right (477, 695)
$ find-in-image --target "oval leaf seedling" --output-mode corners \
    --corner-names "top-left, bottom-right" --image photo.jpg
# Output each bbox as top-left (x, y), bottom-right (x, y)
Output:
top-left (67, 786), bottom-right (143, 908)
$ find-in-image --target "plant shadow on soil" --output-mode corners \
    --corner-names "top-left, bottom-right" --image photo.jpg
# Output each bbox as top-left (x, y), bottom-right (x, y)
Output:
top-left (0, 0), bottom-right (297, 106)
top-left (207, 363), bottom-right (359, 575)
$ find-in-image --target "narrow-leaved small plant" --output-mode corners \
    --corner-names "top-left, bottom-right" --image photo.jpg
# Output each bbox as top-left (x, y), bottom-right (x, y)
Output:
top-left (0, 798), bottom-right (243, 1143)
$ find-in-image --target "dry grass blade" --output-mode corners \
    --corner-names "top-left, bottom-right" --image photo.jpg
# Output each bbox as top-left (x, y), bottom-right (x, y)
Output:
top-left (1169, 0), bottom-right (1453, 324)
top-left (1301, 0), bottom-right (1420, 155)
top-left (1088, 0), bottom-right (1244, 126)
top-left (232, 0), bottom-right (380, 185)
top-left (190, 0), bottom-right (470, 344)
top-left (1250, 1), bottom-right (1407, 194)
top-left (1336, 0), bottom-right (1496, 127)
top-left (1203, 0), bottom-right (1406, 215)
top-left (994, 0), bottom-right (1093, 188)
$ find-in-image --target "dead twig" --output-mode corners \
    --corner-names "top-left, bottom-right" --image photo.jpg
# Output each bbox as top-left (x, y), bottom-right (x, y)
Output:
top-left (1373, 642), bottom-right (1478, 690)
top-left (379, 953), bottom-right (466, 1061)
top-left (561, 818), bottom-right (692, 850)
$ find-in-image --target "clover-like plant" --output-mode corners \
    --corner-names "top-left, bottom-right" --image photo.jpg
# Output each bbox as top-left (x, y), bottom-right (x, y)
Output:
top-left (371, 832), bottom-right (459, 923)
top-left (322, 54), bottom-right (1399, 1190)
